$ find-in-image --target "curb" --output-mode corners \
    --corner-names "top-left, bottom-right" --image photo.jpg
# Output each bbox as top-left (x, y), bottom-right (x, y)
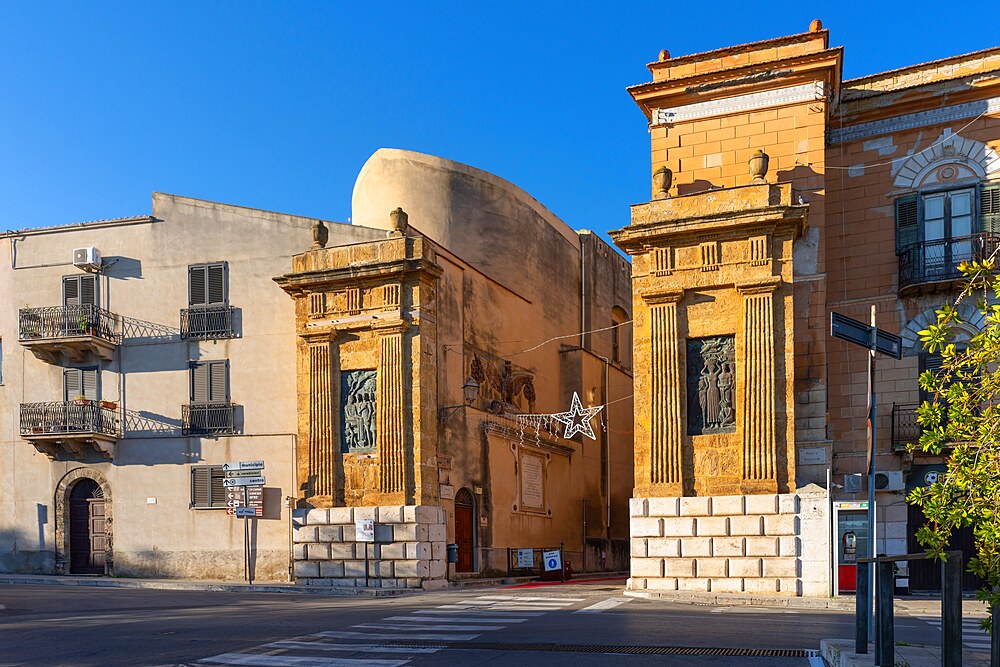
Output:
top-left (0, 575), bottom-right (407, 597)
top-left (623, 589), bottom-right (855, 610)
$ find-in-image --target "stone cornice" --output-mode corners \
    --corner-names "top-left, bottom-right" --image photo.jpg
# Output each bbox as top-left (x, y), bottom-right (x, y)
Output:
top-left (611, 184), bottom-right (808, 254)
top-left (482, 421), bottom-right (576, 458)
top-left (640, 289), bottom-right (685, 305)
top-left (653, 82), bottom-right (825, 126)
top-left (736, 277), bottom-right (782, 295)
top-left (830, 96), bottom-right (1000, 144)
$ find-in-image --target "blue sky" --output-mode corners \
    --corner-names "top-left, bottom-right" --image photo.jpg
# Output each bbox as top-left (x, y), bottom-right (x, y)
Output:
top-left (1, 2), bottom-right (996, 243)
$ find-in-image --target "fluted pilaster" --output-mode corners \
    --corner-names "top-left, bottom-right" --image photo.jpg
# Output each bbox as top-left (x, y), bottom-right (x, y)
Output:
top-left (648, 293), bottom-right (684, 489)
top-left (308, 341), bottom-right (336, 496)
top-left (377, 332), bottom-right (405, 494)
top-left (739, 284), bottom-right (777, 484)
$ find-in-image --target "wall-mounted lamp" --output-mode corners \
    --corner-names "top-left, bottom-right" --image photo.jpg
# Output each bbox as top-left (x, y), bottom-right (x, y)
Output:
top-left (438, 377), bottom-right (480, 423)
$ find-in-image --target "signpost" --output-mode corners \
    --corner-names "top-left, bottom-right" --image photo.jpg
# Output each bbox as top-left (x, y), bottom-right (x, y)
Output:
top-left (830, 309), bottom-right (902, 642)
top-left (356, 519), bottom-right (375, 587)
top-left (222, 461), bottom-right (267, 585)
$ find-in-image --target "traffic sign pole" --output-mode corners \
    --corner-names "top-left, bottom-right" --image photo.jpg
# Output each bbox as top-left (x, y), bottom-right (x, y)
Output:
top-left (867, 306), bottom-right (876, 643)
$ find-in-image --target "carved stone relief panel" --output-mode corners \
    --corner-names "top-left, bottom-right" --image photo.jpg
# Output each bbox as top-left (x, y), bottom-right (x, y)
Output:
top-left (686, 336), bottom-right (736, 435)
top-left (469, 353), bottom-right (536, 414)
top-left (340, 369), bottom-right (377, 453)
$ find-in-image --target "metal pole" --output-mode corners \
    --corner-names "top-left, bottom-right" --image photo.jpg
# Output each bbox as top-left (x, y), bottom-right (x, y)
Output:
top-left (867, 305), bottom-right (877, 642)
top-left (877, 559), bottom-right (894, 667)
top-left (990, 598), bottom-right (998, 667)
top-left (560, 543), bottom-right (566, 582)
top-left (942, 553), bottom-right (963, 667)
top-left (855, 561), bottom-right (869, 654)
top-left (582, 499), bottom-right (587, 575)
top-left (365, 543), bottom-right (370, 588)
top-left (244, 516), bottom-right (250, 584)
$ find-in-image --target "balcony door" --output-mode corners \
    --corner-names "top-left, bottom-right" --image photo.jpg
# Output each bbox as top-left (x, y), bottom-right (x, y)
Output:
top-left (62, 275), bottom-right (98, 337)
top-left (922, 188), bottom-right (973, 278)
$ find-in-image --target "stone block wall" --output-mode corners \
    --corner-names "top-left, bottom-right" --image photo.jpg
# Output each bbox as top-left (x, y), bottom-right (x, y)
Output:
top-left (627, 489), bottom-right (828, 596)
top-left (292, 504), bottom-right (448, 589)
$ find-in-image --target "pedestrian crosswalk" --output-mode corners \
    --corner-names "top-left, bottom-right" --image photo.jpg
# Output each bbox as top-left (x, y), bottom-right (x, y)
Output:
top-left (196, 594), bottom-right (586, 666)
top-left (911, 614), bottom-right (992, 651)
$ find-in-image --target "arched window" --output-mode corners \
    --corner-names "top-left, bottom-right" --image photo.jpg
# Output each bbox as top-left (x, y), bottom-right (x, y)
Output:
top-left (611, 306), bottom-right (629, 364)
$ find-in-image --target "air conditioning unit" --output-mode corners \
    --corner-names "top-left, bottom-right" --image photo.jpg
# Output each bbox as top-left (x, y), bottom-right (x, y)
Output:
top-left (874, 470), bottom-right (905, 491)
top-left (73, 247), bottom-right (101, 272)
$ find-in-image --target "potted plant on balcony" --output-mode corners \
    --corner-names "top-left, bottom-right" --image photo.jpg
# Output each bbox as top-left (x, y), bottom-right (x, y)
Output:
top-left (73, 395), bottom-right (91, 406)
top-left (76, 312), bottom-right (95, 335)
top-left (21, 305), bottom-right (42, 338)
top-left (100, 400), bottom-right (117, 410)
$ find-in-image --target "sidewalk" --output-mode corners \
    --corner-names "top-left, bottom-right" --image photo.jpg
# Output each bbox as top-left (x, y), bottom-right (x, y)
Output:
top-left (0, 573), bottom-right (404, 596)
top-left (821, 639), bottom-right (991, 667)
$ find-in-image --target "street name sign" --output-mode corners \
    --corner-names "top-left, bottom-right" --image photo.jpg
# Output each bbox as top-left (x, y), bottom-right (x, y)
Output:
top-left (830, 312), bottom-right (902, 359)
top-left (223, 476), bottom-right (265, 487)
top-left (233, 507), bottom-right (257, 518)
top-left (222, 460), bottom-right (265, 471)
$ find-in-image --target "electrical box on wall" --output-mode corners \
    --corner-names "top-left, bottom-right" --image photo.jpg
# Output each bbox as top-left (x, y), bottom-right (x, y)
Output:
top-left (73, 247), bottom-right (101, 272)
top-left (874, 470), bottom-right (904, 491)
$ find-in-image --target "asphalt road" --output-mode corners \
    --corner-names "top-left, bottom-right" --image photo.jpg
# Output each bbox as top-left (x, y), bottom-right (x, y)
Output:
top-left (0, 581), bottom-right (961, 666)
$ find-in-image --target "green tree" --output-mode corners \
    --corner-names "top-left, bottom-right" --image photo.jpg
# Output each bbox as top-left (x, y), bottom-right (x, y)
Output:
top-left (910, 256), bottom-right (999, 633)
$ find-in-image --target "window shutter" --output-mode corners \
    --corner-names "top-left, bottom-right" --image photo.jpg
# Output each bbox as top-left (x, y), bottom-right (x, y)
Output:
top-left (209, 360), bottom-right (230, 403)
top-left (210, 467), bottom-right (227, 506)
top-left (63, 277), bottom-right (80, 306)
top-left (207, 263), bottom-right (227, 305)
top-left (82, 368), bottom-right (99, 399)
top-left (64, 369), bottom-right (82, 401)
top-left (895, 194), bottom-right (919, 253)
top-left (189, 266), bottom-right (208, 307)
top-left (982, 183), bottom-right (1000, 235)
top-left (80, 275), bottom-right (97, 306)
top-left (191, 362), bottom-right (209, 403)
top-left (191, 467), bottom-right (210, 507)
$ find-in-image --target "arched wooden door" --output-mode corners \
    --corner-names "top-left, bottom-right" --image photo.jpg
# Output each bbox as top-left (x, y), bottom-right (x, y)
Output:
top-left (454, 489), bottom-right (475, 573)
top-left (69, 479), bottom-right (106, 574)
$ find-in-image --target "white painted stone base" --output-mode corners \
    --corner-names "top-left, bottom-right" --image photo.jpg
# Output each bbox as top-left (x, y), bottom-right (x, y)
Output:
top-left (292, 505), bottom-right (447, 589)
top-left (628, 489), bottom-right (828, 597)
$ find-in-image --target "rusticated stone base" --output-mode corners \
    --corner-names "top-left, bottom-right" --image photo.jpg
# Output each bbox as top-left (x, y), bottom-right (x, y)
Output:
top-left (627, 488), bottom-right (828, 597)
top-left (292, 504), bottom-right (447, 589)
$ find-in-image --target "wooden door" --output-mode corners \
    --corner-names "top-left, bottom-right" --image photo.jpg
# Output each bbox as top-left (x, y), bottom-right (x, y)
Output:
top-left (455, 490), bottom-right (474, 573)
top-left (69, 480), bottom-right (105, 575)
top-left (907, 502), bottom-right (984, 591)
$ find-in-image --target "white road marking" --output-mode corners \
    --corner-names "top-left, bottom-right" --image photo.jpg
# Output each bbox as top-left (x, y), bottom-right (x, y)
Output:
top-left (910, 615), bottom-right (991, 647)
top-left (808, 657), bottom-right (826, 667)
top-left (476, 595), bottom-right (587, 604)
top-left (416, 609), bottom-right (545, 617)
top-left (314, 630), bottom-right (480, 642)
top-left (383, 615), bottom-right (528, 624)
top-left (352, 623), bottom-right (505, 632)
top-left (200, 653), bottom-right (407, 666)
top-left (262, 641), bottom-right (439, 654)
top-left (574, 598), bottom-right (629, 614)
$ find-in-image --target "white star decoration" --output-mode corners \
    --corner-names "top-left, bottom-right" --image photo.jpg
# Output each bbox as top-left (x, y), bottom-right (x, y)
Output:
top-left (550, 392), bottom-right (604, 440)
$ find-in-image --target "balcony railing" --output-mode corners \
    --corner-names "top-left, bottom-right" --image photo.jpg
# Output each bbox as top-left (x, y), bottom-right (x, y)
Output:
top-left (897, 233), bottom-right (1000, 293)
top-left (183, 403), bottom-right (236, 435)
top-left (20, 401), bottom-right (122, 438)
top-left (18, 305), bottom-right (121, 344)
top-left (891, 403), bottom-right (920, 452)
top-left (181, 305), bottom-right (237, 340)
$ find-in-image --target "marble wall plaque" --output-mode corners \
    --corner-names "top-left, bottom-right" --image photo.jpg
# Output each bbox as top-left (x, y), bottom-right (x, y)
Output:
top-left (520, 453), bottom-right (545, 510)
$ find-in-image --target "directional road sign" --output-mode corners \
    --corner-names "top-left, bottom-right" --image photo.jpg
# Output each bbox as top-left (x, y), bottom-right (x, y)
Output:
top-left (225, 469), bottom-right (264, 478)
top-left (831, 312), bottom-right (902, 359)
top-left (222, 476), bottom-right (265, 487)
top-left (222, 460), bottom-right (265, 471)
top-left (227, 506), bottom-right (263, 517)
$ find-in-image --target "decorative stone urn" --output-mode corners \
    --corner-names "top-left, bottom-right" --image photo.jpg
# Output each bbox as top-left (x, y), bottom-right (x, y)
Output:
top-left (652, 166), bottom-right (673, 199)
top-left (749, 149), bottom-right (769, 183)
top-left (311, 220), bottom-right (329, 249)
top-left (389, 207), bottom-right (409, 236)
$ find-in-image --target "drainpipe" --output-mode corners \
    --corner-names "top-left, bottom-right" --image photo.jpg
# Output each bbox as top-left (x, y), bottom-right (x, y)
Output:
top-left (580, 238), bottom-right (586, 349)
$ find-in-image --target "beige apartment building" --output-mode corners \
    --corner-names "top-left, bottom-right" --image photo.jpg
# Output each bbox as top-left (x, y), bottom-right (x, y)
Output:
top-left (0, 193), bottom-right (382, 578)
top-left (615, 25), bottom-right (999, 596)
top-left (0, 149), bottom-right (635, 585)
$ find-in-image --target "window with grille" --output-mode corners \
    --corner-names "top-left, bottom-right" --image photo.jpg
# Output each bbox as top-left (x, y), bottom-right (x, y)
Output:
top-left (64, 367), bottom-right (100, 401)
top-left (190, 465), bottom-right (227, 509)
top-left (63, 275), bottom-right (98, 307)
top-left (188, 263), bottom-right (227, 307)
top-left (185, 360), bottom-right (234, 435)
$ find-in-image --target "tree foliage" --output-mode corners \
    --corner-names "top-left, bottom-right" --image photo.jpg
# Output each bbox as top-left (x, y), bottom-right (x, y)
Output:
top-left (909, 257), bottom-right (1000, 632)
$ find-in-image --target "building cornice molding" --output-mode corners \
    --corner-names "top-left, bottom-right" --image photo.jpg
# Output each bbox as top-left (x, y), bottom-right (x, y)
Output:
top-left (830, 96), bottom-right (1000, 144)
top-left (653, 82), bottom-right (825, 126)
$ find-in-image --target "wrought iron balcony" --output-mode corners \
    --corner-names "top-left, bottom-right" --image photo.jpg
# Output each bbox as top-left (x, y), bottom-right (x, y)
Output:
top-left (182, 403), bottom-right (236, 435)
top-left (897, 233), bottom-right (1000, 295)
top-left (18, 305), bottom-right (121, 362)
top-left (20, 401), bottom-right (122, 459)
top-left (181, 305), bottom-right (237, 340)
top-left (891, 403), bottom-right (920, 452)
